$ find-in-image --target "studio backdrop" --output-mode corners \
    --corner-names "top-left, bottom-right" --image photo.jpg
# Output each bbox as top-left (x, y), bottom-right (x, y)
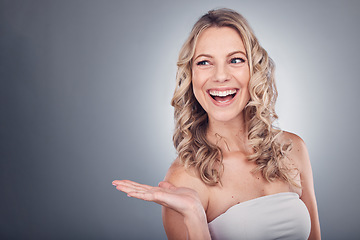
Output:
top-left (1, 0), bottom-right (360, 239)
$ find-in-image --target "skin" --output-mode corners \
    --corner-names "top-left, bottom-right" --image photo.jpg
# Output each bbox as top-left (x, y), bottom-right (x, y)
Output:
top-left (113, 27), bottom-right (321, 239)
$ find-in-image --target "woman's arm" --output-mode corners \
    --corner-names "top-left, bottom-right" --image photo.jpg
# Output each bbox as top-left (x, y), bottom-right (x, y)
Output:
top-left (161, 162), bottom-right (211, 239)
top-left (287, 133), bottom-right (321, 240)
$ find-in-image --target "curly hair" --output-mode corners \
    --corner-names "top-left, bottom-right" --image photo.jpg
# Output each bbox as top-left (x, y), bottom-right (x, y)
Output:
top-left (171, 8), bottom-right (296, 186)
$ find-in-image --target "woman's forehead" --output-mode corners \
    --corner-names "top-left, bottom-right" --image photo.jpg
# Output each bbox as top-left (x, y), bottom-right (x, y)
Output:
top-left (194, 27), bottom-right (246, 57)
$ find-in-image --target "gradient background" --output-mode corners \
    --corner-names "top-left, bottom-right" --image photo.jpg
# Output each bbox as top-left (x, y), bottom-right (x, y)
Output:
top-left (1, 0), bottom-right (360, 239)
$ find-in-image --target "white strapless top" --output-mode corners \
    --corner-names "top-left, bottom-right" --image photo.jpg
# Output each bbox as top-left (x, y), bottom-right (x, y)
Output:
top-left (208, 192), bottom-right (311, 240)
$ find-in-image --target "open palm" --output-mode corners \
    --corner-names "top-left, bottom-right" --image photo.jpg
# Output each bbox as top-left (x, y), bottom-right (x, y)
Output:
top-left (112, 180), bottom-right (203, 216)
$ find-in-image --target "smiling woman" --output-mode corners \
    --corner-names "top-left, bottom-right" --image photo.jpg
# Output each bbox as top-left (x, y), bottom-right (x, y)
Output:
top-left (113, 8), bottom-right (321, 240)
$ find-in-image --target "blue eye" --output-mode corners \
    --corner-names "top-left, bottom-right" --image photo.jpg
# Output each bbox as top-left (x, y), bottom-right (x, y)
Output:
top-left (230, 58), bottom-right (245, 64)
top-left (197, 60), bottom-right (209, 65)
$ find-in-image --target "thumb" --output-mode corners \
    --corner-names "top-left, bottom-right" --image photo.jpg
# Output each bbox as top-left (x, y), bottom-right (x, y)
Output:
top-left (158, 181), bottom-right (176, 190)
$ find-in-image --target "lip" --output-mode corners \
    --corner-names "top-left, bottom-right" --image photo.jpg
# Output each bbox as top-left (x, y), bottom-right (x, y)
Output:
top-left (207, 88), bottom-right (240, 107)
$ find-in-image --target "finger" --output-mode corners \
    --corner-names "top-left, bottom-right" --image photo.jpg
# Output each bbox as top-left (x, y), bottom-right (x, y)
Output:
top-left (127, 191), bottom-right (156, 202)
top-left (113, 179), bottom-right (142, 186)
top-left (158, 181), bottom-right (176, 190)
top-left (116, 184), bottom-right (153, 194)
top-left (115, 185), bottom-right (138, 194)
top-left (113, 180), bottom-right (152, 191)
top-left (127, 189), bottom-right (174, 208)
top-left (112, 180), bottom-right (136, 186)
top-left (112, 180), bottom-right (121, 186)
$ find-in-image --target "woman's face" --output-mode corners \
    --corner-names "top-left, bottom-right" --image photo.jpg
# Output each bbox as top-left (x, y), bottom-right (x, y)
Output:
top-left (192, 27), bottom-right (250, 123)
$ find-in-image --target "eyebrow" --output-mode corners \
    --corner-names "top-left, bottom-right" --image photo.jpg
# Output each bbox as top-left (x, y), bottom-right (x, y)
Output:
top-left (194, 50), bottom-right (247, 61)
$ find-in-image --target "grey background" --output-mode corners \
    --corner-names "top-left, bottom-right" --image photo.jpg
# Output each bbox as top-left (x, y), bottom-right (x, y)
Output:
top-left (1, 0), bottom-right (360, 239)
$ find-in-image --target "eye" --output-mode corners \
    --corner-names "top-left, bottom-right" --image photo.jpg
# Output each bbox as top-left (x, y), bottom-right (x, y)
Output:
top-left (230, 58), bottom-right (245, 64)
top-left (196, 60), bottom-right (210, 66)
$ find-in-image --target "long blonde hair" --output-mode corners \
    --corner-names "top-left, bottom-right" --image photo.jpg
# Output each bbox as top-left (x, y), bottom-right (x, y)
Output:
top-left (171, 8), bottom-right (295, 186)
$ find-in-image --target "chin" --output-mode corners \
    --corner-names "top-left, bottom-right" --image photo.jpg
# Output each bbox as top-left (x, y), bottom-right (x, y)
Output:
top-left (209, 111), bottom-right (243, 123)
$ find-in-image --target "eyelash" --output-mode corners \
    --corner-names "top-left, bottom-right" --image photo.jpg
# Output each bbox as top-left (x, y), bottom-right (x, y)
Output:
top-left (196, 60), bottom-right (209, 66)
top-left (196, 58), bottom-right (245, 66)
top-left (230, 58), bottom-right (245, 64)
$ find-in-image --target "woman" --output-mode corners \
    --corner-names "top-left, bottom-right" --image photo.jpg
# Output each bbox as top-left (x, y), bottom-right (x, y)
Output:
top-left (112, 8), bottom-right (321, 240)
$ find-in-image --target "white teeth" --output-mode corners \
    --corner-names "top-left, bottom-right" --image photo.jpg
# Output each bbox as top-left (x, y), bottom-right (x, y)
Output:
top-left (209, 89), bottom-right (237, 97)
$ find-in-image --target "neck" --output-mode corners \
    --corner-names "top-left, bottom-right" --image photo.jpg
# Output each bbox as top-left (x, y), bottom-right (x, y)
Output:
top-left (206, 113), bottom-right (250, 153)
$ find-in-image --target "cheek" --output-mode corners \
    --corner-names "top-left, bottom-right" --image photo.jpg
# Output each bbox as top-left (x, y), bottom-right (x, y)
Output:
top-left (238, 69), bottom-right (250, 84)
top-left (237, 71), bottom-right (250, 91)
top-left (236, 71), bottom-right (251, 101)
top-left (243, 80), bottom-right (251, 102)
top-left (191, 71), bottom-right (205, 99)
top-left (191, 78), bottom-right (202, 104)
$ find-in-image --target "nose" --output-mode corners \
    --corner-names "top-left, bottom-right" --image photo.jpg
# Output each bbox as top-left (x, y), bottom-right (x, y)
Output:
top-left (213, 63), bottom-right (230, 82)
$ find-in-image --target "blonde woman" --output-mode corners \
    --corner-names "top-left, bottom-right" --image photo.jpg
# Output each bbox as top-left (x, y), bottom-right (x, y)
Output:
top-left (112, 8), bottom-right (321, 240)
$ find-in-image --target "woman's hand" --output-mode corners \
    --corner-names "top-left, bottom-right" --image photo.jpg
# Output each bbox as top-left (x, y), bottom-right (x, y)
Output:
top-left (112, 179), bottom-right (211, 239)
top-left (112, 180), bottom-right (203, 217)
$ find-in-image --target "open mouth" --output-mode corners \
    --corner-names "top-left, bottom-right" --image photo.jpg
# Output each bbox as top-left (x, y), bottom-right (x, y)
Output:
top-left (208, 89), bottom-right (238, 103)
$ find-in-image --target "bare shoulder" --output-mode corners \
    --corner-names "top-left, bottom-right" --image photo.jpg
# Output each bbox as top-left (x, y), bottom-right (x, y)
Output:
top-left (164, 158), bottom-right (209, 207)
top-left (280, 131), bottom-right (306, 147)
top-left (280, 131), bottom-right (310, 173)
top-left (280, 133), bottom-right (321, 239)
